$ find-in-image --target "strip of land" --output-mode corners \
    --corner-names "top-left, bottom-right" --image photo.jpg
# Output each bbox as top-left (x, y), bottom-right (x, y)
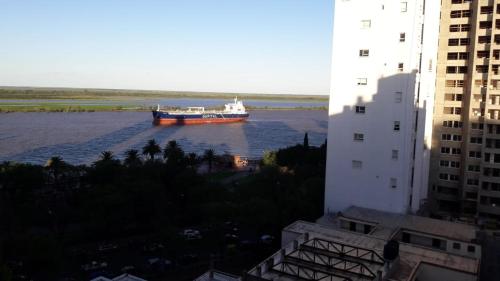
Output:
top-left (0, 86), bottom-right (328, 101)
top-left (0, 86), bottom-right (328, 112)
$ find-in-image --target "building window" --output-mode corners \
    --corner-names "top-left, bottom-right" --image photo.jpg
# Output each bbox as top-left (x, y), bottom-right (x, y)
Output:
top-left (392, 150), bottom-right (399, 160)
top-left (469, 151), bottom-right (482, 158)
top-left (354, 133), bottom-right (364, 141)
top-left (452, 242), bottom-right (461, 250)
top-left (394, 121), bottom-right (400, 131)
top-left (390, 178), bottom-right (397, 188)
top-left (357, 78), bottom-right (367, 85)
top-left (399, 33), bottom-right (406, 42)
top-left (470, 137), bottom-right (483, 144)
top-left (400, 2), bottom-right (407, 12)
top-left (363, 224), bottom-right (371, 234)
top-left (361, 20), bottom-right (371, 29)
top-left (480, 6), bottom-right (493, 14)
top-left (402, 232), bottom-right (410, 243)
top-left (395, 92), bottom-right (402, 103)
top-left (441, 147), bottom-right (451, 154)
top-left (352, 160), bottom-right (363, 169)
top-left (359, 49), bottom-right (369, 57)
top-left (467, 245), bottom-right (475, 253)
top-left (355, 106), bottom-right (366, 114)
top-left (432, 239), bottom-right (442, 249)
top-left (398, 63), bottom-right (404, 72)
top-left (349, 221), bottom-right (356, 231)
top-left (468, 165), bottom-right (480, 172)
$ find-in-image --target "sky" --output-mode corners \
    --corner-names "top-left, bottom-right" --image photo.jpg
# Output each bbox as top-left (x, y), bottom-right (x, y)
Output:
top-left (0, 0), bottom-right (333, 95)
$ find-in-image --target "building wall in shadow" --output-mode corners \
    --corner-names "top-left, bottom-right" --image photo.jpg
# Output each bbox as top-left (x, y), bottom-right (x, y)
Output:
top-left (324, 0), bottom-right (440, 215)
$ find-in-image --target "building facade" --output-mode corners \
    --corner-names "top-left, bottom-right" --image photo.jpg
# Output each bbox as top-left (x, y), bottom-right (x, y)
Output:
top-left (429, 0), bottom-right (500, 224)
top-left (325, 0), bottom-right (440, 214)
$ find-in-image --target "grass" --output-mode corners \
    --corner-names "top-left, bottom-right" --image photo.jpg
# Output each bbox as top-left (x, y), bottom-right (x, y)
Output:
top-left (0, 86), bottom-right (329, 102)
top-left (0, 103), bottom-right (146, 112)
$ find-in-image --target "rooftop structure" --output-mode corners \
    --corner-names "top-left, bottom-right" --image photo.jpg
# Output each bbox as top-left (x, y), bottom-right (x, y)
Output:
top-left (90, 274), bottom-right (147, 281)
top-left (194, 270), bottom-right (242, 281)
top-left (244, 207), bottom-right (480, 281)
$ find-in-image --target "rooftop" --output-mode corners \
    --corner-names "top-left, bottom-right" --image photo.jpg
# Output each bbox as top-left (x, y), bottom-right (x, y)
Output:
top-left (246, 209), bottom-right (480, 281)
top-left (320, 206), bottom-right (478, 242)
top-left (90, 274), bottom-right (147, 281)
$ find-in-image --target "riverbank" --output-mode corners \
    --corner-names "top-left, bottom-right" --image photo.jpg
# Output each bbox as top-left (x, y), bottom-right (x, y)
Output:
top-left (0, 86), bottom-right (328, 101)
top-left (0, 104), bottom-right (328, 112)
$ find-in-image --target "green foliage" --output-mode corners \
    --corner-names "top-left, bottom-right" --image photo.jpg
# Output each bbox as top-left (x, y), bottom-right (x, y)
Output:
top-left (203, 149), bottom-right (216, 173)
top-left (142, 139), bottom-right (161, 160)
top-left (0, 138), bottom-right (326, 280)
top-left (262, 151), bottom-right (277, 167)
top-left (0, 264), bottom-right (13, 281)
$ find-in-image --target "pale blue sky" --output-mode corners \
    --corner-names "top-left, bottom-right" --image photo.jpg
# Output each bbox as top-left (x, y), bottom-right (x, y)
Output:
top-left (0, 1), bottom-right (333, 95)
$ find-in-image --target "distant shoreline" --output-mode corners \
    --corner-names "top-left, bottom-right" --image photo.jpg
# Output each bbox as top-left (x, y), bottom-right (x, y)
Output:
top-left (0, 86), bottom-right (328, 102)
top-left (0, 105), bottom-right (328, 113)
top-left (0, 87), bottom-right (328, 112)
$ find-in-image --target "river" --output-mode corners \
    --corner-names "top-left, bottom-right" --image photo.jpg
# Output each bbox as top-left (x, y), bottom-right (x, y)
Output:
top-left (0, 110), bottom-right (328, 165)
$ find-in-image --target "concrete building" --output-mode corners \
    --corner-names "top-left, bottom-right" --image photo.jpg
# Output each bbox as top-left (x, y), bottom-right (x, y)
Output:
top-left (245, 207), bottom-right (481, 281)
top-left (429, 0), bottom-right (500, 225)
top-left (325, 0), bottom-right (441, 214)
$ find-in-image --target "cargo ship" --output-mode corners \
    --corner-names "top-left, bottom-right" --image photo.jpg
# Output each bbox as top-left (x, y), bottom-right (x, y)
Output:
top-left (152, 98), bottom-right (249, 125)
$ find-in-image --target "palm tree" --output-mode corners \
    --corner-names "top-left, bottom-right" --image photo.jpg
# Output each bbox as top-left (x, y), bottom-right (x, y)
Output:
top-left (124, 149), bottom-right (141, 167)
top-left (163, 140), bottom-right (182, 159)
top-left (142, 139), bottom-right (161, 160)
top-left (100, 151), bottom-right (115, 162)
top-left (203, 149), bottom-right (216, 173)
top-left (163, 140), bottom-right (186, 168)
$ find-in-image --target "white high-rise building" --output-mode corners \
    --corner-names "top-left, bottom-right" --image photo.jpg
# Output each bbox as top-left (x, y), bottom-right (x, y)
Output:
top-left (325, 0), bottom-right (441, 214)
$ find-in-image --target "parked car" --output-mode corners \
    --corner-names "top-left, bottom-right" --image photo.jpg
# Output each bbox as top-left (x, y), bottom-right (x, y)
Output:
top-left (81, 261), bottom-right (108, 272)
top-left (182, 229), bottom-right (202, 240)
top-left (260, 234), bottom-right (275, 244)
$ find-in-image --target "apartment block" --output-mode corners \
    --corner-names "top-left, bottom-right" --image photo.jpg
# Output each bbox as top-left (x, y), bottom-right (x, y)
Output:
top-left (430, 0), bottom-right (500, 224)
top-left (325, 0), bottom-right (440, 214)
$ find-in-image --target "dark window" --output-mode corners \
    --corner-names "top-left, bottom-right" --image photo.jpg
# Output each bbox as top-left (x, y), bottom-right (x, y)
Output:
top-left (364, 224), bottom-right (372, 234)
top-left (467, 245), bottom-right (476, 253)
top-left (402, 232), bottom-right (410, 243)
top-left (453, 242), bottom-right (461, 250)
top-left (349, 221), bottom-right (356, 231)
top-left (432, 238), bottom-right (441, 249)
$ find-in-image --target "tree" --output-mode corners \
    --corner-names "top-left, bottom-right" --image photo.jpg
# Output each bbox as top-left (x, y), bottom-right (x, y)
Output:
top-left (203, 149), bottom-right (216, 173)
top-left (124, 149), bottom-right (141, 167)
top-left (99, 151), bottom-right (115, 162)
top-left (187, 152), bottom-right (199, 168)
top-left (142, 139), bottom-right (161, 160)
top-left (45, 156), bottom-right (66, 189)
top-left (303, 132), bottom-right (309, 149)
top-left (163, 140), bottom-right (186, 169)
top-left (262, 151), bottom-right (277, 167)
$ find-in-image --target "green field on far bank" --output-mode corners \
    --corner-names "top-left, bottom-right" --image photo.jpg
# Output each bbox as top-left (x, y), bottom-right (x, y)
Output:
top-left (0, 87), bottom-right (328, 112)
top-left (0, 103), bottom-right (327, 113)
top-left (0, 86), bottom-right (328, 101)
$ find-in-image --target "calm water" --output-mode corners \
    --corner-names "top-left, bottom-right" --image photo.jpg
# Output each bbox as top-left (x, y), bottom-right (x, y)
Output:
top-left (0, 110), bottom-right (328, 165)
